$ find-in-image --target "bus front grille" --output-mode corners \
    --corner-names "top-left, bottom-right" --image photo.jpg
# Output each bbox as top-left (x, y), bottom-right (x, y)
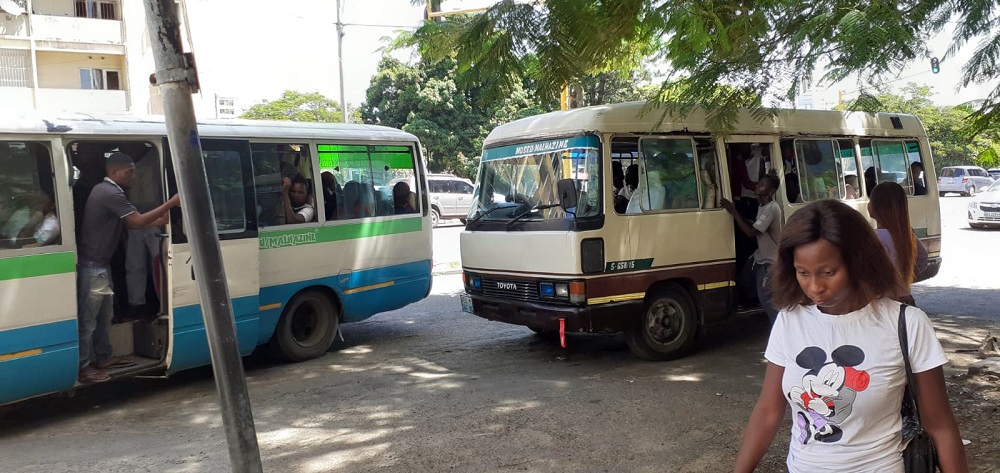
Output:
top-left (479, 277), bottom-right (539, 301)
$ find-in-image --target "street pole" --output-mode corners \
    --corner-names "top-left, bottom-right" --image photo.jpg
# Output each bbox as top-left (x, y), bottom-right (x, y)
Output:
top-left (141, 0), bottom-right (263, 471)
top-left (336, 0), bottom-right (348, 123)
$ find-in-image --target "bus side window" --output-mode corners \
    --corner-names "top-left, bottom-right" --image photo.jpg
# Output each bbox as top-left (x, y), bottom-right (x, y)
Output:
top-left (905, 140), bottom-right (928, 196)
top-left (638, 138), bottom-right (699, 212)
top-left (251, 143), bottom-right (315, 226)
top-left (872, 140), bottom-right (912, 192)
top-left (837, 139), bottom-right (861, 200)
top-left (794, 139), bottom-right (844, 202)
top-left (695, 139), bottom-right (720, 209)
top-left (317, 144), bottom-right (374, 220)
top-left (0, 142), bottom-right (61, 250)
top-left (370, 145), bottom-right (419, 217)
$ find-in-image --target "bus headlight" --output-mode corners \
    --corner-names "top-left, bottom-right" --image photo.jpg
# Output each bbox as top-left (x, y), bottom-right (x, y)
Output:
top-left (539, 282), bottom-right (555, 297)
top-left (554, 283), bottom-right (569, 297)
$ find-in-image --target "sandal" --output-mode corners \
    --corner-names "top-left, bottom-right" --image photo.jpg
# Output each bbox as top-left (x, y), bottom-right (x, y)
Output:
top-left (78, 367), bottom-right (111, 383)
top-left (96, 356), bottom-right (136, 369)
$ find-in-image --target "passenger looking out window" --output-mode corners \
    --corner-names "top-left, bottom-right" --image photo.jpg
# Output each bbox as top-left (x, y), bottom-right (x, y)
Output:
top-left (282, 177), bottom-right (315, 224)
top-left (393, 181), bottom-right (416, 214)
top-left (614, 164), bottom-right (638, 213)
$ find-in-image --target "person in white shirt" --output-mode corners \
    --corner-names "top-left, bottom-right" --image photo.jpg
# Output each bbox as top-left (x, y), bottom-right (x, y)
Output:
top-left (733, 200), bottom-right (967, 473)
top-left (282, 177), bottom-right (316, 224)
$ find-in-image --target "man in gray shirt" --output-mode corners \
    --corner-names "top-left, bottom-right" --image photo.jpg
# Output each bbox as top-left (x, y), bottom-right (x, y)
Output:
top-left (722, 172), bottom-right (783, 325)
top-left (77, 152), bottom-right (179, 383)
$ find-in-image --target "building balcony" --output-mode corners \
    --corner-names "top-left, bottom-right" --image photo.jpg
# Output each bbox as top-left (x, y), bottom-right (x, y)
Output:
top-left (0, 15), bottom-right (29, 37)
top-left (0, 86), bottom-right (128, 112)
top-left (31, 14), bottom-right (123, 47)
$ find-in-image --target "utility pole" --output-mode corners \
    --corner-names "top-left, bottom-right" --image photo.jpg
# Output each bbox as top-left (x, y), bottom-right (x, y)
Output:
top-left (336, 0), bottom-right (348, 123)
top-left (141, 0), bottom-right (263, 471)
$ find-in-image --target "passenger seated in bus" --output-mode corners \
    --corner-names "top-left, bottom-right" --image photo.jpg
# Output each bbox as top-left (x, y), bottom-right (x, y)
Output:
top-left (911, 162), bottom-right (927, 195)
top-left (614, 164), bottom-right (638, 213)
top-left (864, 166), bottom-right (878, 196)
top-left (785, 173), bottom-right (801, 203)
top-left (23, 192), bottom-right (60, 247)
top-left (0, 197), bottom-right (38, 247)
top-left (663, 152), bottom-right (699, 209)
top-left (282, 177), bottom-right (315, 224)
top-left (612, 160), bottom-right (624, 195)
top-left (393, 181), bottom-right (416, 214)
top-left (342, 181), bottom-right (372, 219)
top-left (320, 171), bottom-right (341, 220)
top-left (626, 169), bottom-right (666, 213)
top-left (844, 175), bottom-right (860, 200)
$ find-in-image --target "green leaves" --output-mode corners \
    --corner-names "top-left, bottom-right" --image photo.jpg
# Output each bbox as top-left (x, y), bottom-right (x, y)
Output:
top-left (239, 90), bottom-right (350, 123)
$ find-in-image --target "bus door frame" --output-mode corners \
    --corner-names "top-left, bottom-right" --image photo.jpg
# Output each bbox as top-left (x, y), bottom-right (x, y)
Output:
top-left (162, 138), bottom-right (261, 373)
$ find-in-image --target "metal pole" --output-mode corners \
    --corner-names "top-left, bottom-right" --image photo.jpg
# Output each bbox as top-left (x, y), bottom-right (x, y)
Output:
top-left (336, 0), bottom-right (348, 123)
top-left (141, 1), bottom-right (263, 471)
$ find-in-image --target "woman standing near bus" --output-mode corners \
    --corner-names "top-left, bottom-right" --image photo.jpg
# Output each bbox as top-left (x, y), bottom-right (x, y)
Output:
top-left (869, 181), bottom-right (928, 306)
top-left (733, 200), bottom-right (966, 473)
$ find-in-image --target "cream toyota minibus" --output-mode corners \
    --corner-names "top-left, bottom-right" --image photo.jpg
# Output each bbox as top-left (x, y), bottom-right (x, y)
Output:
top-left (459, 102), bottom-right (942, 361)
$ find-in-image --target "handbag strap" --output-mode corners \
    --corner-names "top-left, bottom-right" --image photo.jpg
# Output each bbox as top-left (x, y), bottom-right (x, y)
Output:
top-left (898, 303), bottom-right (923, 426)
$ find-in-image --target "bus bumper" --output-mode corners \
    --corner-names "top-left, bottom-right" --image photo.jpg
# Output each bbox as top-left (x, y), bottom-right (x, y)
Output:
top-left (463, 293), bottom-right (638, 333)
top-left (915, 256), bottom-right (942, 282)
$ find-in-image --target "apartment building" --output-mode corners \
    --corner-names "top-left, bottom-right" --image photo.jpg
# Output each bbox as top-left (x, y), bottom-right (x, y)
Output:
top-left (0, 0), bottom-right (233, 116)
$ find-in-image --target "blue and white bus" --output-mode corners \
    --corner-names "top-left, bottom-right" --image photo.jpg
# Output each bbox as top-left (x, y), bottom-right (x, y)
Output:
top-left (0, 114), bottom-right (433, 404)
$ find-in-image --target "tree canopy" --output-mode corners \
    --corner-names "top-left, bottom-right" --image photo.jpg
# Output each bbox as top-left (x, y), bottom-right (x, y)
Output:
top-left (360, 55), bottom-right (651, 177)
top-left (240, 90), bottom-right (359, 123)
top-left (403, 0), bottom-right (1000, 134)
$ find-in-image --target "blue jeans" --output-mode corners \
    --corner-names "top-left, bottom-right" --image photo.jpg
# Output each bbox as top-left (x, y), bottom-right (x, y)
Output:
top-left (77, 264), bottom-right (115, 369)
top-left (754, 261), bottom-right (779, 325)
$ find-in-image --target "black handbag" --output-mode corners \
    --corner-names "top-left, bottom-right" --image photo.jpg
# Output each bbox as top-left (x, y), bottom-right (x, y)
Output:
top-left (898, 304), bottom-right (939, 472)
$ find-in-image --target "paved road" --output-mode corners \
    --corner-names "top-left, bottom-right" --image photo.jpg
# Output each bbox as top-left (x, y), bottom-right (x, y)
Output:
top-left (0, 200), bottom-right (996, 472)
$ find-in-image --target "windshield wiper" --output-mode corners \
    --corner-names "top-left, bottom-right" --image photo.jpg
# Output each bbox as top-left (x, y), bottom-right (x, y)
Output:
top-left (504, 203), bottom-right (561, 230)
top-left (468, 204), bottom-right (512, 224)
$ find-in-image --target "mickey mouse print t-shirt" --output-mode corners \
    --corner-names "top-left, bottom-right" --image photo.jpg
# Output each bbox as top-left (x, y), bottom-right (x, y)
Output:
top-left (764, 298), bottom-right (947, 473)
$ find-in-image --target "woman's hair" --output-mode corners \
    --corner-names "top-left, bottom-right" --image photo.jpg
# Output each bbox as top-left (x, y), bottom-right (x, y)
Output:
top-left (869, 181), bottom-right (918, 289)
top-left (769, 200), bottom-right (904, 309)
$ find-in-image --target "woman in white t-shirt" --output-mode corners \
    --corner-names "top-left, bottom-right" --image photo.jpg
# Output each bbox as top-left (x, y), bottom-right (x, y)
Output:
top-left (733, 200), bottom-right (967, 473)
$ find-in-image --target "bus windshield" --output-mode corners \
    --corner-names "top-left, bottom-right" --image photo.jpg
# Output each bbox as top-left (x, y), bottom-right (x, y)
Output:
top-left (471, 136), bottom-right (601, 222)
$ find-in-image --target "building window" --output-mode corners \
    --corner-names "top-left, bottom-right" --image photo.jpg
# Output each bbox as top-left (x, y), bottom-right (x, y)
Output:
top-left (79, 69), bottom-right (120, 90)
top-left (0, 49), bottom-right (33, 88)
top-left (75, 0), bottom-right (117, 20)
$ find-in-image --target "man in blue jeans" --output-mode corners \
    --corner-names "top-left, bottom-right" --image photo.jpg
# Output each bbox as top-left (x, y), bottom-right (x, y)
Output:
top-left (77, 152), bottom-right (179, 383)
top-left (721, 172), bottom-right (783, 325)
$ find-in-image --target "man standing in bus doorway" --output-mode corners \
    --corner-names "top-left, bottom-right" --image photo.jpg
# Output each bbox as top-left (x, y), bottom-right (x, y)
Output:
top-left (77, 153), bottom-right (180, 383)
top-left (721, 171), bottom-right (783, 325)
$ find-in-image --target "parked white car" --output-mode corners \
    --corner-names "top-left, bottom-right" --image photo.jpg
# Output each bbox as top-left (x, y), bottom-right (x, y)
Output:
top-left (968, 179), bottom-right (1000, 229)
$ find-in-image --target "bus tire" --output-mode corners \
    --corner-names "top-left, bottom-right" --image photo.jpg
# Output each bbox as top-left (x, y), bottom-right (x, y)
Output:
top-left (270, 290), bottom-right (339, 362)
top-left (430, 207), bottom-right (441, 227)
top-left (626, 284), bottom-right (698, 361)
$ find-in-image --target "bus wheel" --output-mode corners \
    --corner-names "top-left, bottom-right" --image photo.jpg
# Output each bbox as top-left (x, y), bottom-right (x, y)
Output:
top-left (270, 290), bottom-right (339, 362)
top-left (430, 208), bottom-right (441, 227)
top-left (626, 285), bottom-right (697, 361)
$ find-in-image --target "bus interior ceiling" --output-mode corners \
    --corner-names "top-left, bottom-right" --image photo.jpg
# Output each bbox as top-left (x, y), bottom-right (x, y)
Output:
top-left (70, 140), bottom-right (168, 371)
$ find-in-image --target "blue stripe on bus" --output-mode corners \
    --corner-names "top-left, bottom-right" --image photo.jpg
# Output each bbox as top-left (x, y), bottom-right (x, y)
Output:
top-left (169, 296), bottom-right (260, 373)
top-left (0, 319), bottom-right (78, 405)
top-left (169, 259), bottom-right (432, 371)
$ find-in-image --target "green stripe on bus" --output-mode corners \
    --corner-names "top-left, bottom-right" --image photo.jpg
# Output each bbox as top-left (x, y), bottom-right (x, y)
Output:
top-left (259, 217), bottom-right (423, 250)
top-left (0, 252), bottom-right (75, 281)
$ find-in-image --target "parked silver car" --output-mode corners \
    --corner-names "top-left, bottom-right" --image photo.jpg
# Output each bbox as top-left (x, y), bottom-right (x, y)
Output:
top-left (968, 179), bottom-right (1000, 228)
top-left (937, 165), bottom-right (995, 196)
top-left (426, 174), bottom-right (475, 227)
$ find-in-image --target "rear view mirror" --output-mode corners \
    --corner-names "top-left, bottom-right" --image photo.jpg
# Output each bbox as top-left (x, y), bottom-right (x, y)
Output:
top-left (556, 178), bottom-right (578, 211)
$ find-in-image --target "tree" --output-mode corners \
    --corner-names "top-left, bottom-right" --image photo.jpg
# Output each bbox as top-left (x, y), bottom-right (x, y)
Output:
top-left (404, 0), bottom-right (1000, 133)
top-left (361, 56), bottom-right (542, 178)
top-left (240, 90), bottom-right (358, 123)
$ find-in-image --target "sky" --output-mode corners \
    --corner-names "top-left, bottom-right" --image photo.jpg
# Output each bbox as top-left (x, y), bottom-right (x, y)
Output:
top-left (179, 0), bottom-right (996, 117)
